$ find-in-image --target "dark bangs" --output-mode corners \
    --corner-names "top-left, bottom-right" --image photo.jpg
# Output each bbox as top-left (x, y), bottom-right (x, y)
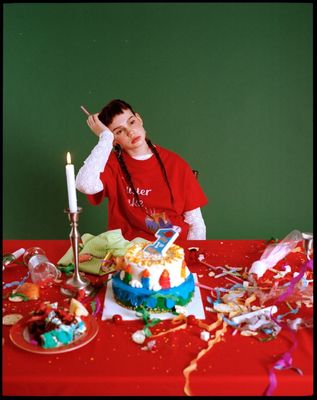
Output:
top-left (98, 99), bottom-right (135, 126)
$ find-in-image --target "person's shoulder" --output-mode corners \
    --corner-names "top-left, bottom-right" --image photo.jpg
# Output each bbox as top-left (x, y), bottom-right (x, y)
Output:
top-left (155, 145), bottom-right (194, 174)
top-left (155, 145), bottom-right (187, 162)
top-left (102, 150), bottom-right (119, 173)
top-left (108, 150), bottom-right (118, 163)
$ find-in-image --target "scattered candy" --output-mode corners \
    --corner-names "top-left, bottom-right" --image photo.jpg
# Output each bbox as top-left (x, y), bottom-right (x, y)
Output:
top-left (132, 330), bottom-right (146, 344)
top-left (8, 294), bottom-right (24, 302)
top-left (2, 313), bottom-right (23, 325)
top-left (200, 331), bottom-right (210, 341)
top-left (112, 314), bottom-right (123, 324)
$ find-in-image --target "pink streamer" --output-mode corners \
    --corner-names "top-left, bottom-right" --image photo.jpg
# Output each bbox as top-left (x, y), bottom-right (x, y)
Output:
top-left (195, 282), bottom-right (216, 292)
top-left (265, 369), bottom-right (278, 396)
top-left (275, 259), bottom-right (313, 304)
top-left (263, 259), bottom-right (312, 396)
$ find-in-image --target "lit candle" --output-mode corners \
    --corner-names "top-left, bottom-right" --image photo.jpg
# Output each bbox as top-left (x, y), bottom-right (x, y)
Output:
top-left (65, 152), bottom-right (77, 212)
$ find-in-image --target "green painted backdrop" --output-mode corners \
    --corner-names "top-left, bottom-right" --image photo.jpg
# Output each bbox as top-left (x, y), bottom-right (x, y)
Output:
top-left (3, 3), bottom-right (313, 240)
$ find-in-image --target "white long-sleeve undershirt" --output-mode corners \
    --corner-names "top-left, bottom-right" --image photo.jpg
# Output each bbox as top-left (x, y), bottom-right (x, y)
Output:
top-left (184, 207), bottom-right (207, 240)
top-left (76, 132), bottom-right (207, 240)
top-left (75, 129), bottom-right (114, 195)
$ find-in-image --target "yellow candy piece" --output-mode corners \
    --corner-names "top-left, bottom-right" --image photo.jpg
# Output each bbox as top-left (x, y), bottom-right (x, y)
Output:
top-left (69, 298), bottom-right (89, 317)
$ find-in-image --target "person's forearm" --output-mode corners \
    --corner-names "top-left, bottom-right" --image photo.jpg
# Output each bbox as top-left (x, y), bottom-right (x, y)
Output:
top-left (75, 129), bottom-right (114, 194)
top-left (184, 208), bottom-right (206, 240)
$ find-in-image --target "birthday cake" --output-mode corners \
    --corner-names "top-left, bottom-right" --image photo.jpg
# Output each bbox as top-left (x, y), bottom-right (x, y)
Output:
top-left (26, 302), bottom-right (87, 349)
top-left (112, 228), bottom-right (195, 311)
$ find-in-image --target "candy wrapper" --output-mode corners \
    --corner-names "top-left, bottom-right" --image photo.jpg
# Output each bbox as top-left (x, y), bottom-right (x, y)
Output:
top-left (249, 230), bottom-right (303, 279)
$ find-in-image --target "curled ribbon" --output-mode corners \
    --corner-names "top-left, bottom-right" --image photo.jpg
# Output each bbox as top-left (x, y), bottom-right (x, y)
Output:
top-left (3, 272), bottom-right (30, 289)
top-left (183, 314), bottom-right (227, 396)
top-left (263, 259), bottom-right (312, 396)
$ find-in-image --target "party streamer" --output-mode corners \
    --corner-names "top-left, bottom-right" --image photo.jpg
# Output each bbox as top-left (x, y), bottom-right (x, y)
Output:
top-left (263, 259), bottom-right (312, 396)
top-left (183, 314), bottom-right (227, 396)
top-left (3, 272), bottom-right (30, 289)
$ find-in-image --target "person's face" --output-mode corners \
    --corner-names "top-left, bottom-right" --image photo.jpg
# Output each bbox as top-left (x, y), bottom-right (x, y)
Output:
top-left (108, 108), bottom-right (147, 153)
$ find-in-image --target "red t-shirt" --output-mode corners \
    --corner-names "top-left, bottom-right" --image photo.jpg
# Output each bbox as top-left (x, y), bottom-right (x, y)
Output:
top-left (87, 145), bottom-right (208, 241)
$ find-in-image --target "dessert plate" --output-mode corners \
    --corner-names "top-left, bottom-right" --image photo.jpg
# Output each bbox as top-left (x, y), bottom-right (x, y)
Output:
top-left (9, 314), bottom-right (99, 354)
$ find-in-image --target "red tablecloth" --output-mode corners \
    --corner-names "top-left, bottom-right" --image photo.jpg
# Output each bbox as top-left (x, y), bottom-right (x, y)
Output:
top-left (2, 239), bottom-right (313, 396)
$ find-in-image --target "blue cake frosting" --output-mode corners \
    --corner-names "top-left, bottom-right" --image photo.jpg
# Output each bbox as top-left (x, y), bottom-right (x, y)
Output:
top-left (112, 271), bottom-right (195, 311)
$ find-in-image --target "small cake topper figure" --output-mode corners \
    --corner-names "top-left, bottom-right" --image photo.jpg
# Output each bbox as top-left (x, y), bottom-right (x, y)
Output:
top-left (144, 226), bottom-right (181, 256)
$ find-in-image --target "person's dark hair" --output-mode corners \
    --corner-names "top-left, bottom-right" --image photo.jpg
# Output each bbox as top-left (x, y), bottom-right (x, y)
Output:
top-left (99, 99), bottom-right (174, 214)
top-left (98, 99), bottom-right (134, 127)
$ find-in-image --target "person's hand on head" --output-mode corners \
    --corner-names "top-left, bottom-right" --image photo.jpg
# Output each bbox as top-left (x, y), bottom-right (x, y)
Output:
top-left (87, 113), bottom-right (109, 137)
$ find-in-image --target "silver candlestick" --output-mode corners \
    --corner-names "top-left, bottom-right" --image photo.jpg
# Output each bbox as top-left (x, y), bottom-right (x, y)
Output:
top-left (61, 207), bottom-right (94, 296)
top-left (302, 232), bottom-right (313, 260)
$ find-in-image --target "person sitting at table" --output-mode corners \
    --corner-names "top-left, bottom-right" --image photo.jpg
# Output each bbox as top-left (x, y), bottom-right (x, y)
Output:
top-left (75, 99), bottom-right (208, 241)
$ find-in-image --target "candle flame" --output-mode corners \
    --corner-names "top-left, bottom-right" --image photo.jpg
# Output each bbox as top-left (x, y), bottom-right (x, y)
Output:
top-left (66, 152), bottom-right (72, 164)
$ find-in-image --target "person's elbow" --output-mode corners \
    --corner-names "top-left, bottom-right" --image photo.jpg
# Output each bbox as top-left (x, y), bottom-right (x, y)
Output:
top-left (75, 174), bottom-right (103, 195)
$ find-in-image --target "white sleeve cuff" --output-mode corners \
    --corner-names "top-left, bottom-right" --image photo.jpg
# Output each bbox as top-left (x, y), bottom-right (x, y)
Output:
top-left (184, 207), bottom-right (206, 240)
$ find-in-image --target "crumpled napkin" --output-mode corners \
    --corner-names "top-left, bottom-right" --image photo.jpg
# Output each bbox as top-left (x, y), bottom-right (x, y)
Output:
top-left (57, 229), bottom-right (147, 275)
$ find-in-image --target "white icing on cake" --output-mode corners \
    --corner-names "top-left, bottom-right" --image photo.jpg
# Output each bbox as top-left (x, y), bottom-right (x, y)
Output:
top-left (121, 242), bottom-right (190, 290)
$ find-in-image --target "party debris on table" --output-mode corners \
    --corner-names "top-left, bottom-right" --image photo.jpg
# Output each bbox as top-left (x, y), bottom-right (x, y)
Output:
top-left (126, 229), bottom-right (313, 396)
top-left (2, 229), bottom-right (313, 397)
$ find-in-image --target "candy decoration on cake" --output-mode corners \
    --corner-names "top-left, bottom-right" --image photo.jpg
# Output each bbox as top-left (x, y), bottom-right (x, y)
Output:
top-left (123, 264), bottom-right (132, 284)
top-left (159, 269), bottom-right (171, 289)
top-left (144, 226), bottom-right (181, 256)
top-left (141, 269), bottom-right (150, 289)
top-left (181, 260), bottom-right (187, 279)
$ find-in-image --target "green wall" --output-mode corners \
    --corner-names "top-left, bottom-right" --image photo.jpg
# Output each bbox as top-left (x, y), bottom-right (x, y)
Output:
top-left (3, 3), bottom-right (313, 240)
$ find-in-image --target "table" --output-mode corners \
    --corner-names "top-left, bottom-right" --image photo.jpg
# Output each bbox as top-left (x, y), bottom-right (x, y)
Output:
top-left (2, 239), bottom-right (313, 396)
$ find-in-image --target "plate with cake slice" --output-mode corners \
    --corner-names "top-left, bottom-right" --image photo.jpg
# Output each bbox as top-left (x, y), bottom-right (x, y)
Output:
top-left (9, 302), bottom-right (99, 354)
